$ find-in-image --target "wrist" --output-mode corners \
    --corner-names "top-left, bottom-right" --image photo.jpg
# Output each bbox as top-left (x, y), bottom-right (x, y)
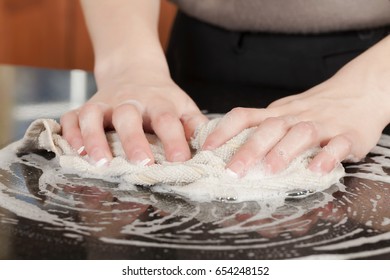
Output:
top-left (333, 36), bottom-right (390, 126)
top-left (94, 47), bottom-right (171, 88)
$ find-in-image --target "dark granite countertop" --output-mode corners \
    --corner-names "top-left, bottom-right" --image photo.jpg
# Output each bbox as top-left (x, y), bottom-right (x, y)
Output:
top-left (1, 65), bottom-right (390, 260)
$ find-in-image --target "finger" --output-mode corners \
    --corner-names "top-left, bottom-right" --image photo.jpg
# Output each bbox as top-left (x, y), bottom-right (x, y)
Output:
top-left (78, 102), bottom-right (113, 166)
top-left (180, 112), bottom-right (209, 140)
top-left (264, 121), bottom-right (319, 174)
top-left (60, 110), bottom-right (85, 155)
top-left (309, 134), bottom-right (353, 174)
top-left (112, 102), bottom-right (154, 165)
top-left (226, 117), bottom-right (294, 177)
top-left (150, 110), bottom-right (191, 162)
top-left (202, 107), bottom-right (269, 150)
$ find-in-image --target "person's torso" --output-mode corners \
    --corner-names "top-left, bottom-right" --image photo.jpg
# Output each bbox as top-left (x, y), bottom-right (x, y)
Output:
top-left (170, 0), bottom-right (390, 33)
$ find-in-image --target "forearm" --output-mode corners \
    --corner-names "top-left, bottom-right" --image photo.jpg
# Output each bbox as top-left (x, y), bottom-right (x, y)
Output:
top-left (80, 0), bottom-right (169, 86)
top-left (334, 35), bottom-right (390, 124)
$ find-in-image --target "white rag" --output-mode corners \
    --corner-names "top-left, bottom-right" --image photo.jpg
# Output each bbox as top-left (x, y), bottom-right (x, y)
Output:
top-left (16, 118), bottom-right (345, 202)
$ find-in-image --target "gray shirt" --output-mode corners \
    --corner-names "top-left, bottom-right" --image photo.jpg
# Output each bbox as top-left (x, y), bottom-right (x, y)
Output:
top-left (170, 0), bottom-right (390, 33)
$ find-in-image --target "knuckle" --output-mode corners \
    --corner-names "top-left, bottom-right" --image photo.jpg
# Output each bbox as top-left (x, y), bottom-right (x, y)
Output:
top-left (337, 134), bottom-right (353, 147)
top-left (113, 102), bottom-right (129, 113)
top-left (115, 100), bottom-right (145, 114)
top-left (337, 134), bottom-right (355, 156)
top-left (78, 104), bottom-right (105, 131)
top-left (112, 103), bottom-right (137, 121)
top-left (294, 121), bottom-right (317, 137)
top-left (265, 117), bottom-right (288, 129)
top-left (79, 103), bottom-right (102, 117)
top-left (60, 111), bottom-right (73, 124)
top-left (287, 99), bottom-right (306, 110)
top-left (111, 107), bottom-right (122, 122)
top-left (228, 107), bottom-right (250, 120)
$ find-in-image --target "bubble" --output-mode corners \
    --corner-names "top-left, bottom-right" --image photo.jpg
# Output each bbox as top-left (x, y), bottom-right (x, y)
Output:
top-left (1, 136), bottom-right (390, 259)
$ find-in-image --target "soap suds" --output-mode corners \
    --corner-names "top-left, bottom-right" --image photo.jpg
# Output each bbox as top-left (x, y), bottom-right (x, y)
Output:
top-left (0, 129), bottom-right (390, 259)
top-left (14, 118), bottom-right (345, 202)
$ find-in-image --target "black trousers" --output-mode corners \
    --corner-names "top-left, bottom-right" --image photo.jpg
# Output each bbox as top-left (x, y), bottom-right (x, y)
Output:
top-left (167, 11), bottom-right (389, 114)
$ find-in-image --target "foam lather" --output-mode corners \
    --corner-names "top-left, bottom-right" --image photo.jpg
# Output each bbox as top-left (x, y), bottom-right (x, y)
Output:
top-left (16, 118), bottom-right (345, 202)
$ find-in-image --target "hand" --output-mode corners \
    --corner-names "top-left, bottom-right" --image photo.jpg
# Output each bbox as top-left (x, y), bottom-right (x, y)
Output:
top-left (202, 48), bottom-right (390, 176)
top-left (60, 72), bottom-right (207, 166)
top-left (61, 0), bottom-right (208, 167)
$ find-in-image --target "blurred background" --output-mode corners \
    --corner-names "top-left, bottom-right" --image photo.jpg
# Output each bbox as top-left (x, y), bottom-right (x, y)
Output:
top-left (0, 0), bottom-right (177, 148)
top-left (0, 0), bottom-right (177, 70)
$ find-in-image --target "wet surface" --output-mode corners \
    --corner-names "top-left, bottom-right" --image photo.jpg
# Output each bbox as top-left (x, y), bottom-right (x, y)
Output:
top-left (1, 65), bottom-right (390, 259)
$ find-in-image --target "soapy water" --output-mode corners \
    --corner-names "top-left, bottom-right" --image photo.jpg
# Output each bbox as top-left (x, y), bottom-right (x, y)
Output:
top-left (1, 135), bottom-right (390, 259)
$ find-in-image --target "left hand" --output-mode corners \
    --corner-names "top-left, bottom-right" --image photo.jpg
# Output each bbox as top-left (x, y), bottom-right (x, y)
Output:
top-left (202, 37), bottom-right (390, 176)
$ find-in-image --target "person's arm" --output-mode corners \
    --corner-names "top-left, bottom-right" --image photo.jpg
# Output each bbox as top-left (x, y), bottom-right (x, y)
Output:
top-left (203, 35), bottom-right (390, 176)
top-left (61, 0), bottom-right (207, 166)
top-left (84, 0), bottom-right (167, 86)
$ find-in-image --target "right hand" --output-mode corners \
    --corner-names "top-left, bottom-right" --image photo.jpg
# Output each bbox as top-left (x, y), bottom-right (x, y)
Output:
top-left (60, 73), bottom-right (208, 167)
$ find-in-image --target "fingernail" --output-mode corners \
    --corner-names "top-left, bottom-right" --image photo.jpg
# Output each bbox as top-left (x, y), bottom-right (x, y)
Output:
top-left (226, 161), bottom-right (245, 177)
top-left (202, 145), bottom-right (214, 151)
top-left (202, 141), bottom-right (217, 151)
top-left (131, 151), bottom-right (152, 166)
top-left (202, 144), bottom-right (216, 151)
top-left (226, 168), bottom-right (239, 179)
top-left (90, 148), bottom-right (111, 167)
top-left (137, 158), bottom-right (151, 167)
top-left (95, 158), bottom-right (108, 168)
top-left (309, 162), bottom-right (324, 175)
top-left (264, 157), bottom-right (286, 175)
top-left (77, 146), bottom-right (85, 155)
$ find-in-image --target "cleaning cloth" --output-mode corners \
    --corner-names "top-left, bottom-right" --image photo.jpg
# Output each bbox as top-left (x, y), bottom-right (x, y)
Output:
top-left (15, 118), bottom-right (345, 202)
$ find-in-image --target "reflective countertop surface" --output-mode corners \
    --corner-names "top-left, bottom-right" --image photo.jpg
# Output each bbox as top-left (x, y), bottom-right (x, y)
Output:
top-left (1, 64), bottom-right (390, 260)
